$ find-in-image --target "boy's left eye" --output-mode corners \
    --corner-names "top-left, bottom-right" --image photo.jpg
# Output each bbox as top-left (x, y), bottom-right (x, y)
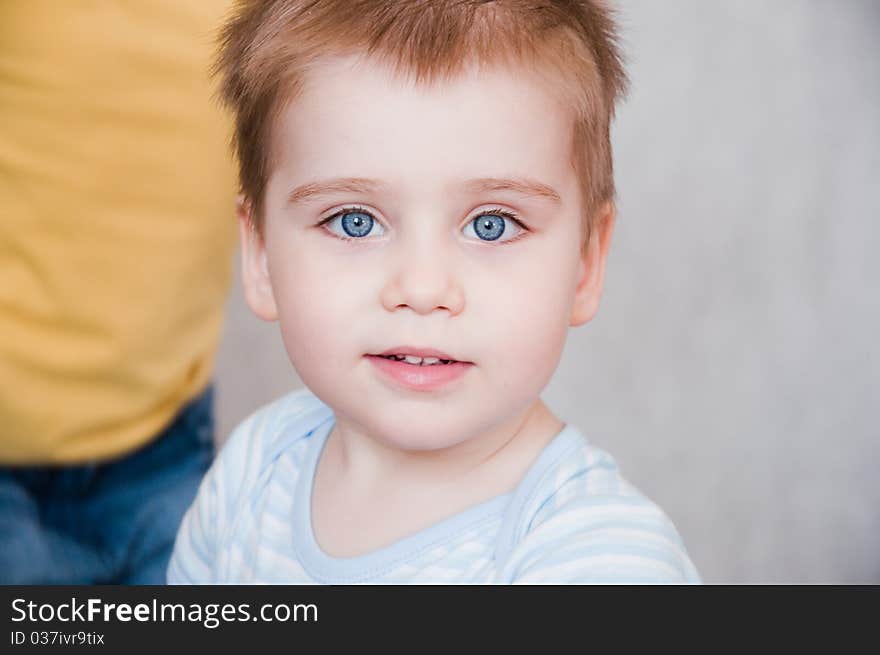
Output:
top-left (462, 210), bottom-right (525, 243)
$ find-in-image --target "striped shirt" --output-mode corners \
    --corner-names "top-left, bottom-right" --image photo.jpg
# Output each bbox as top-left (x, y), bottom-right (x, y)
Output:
top-left (168, 388), bottom-right (700, 584)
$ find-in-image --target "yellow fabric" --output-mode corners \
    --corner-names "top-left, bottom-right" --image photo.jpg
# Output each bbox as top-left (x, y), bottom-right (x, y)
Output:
top-left (0, 2), bottom-right (237, 464)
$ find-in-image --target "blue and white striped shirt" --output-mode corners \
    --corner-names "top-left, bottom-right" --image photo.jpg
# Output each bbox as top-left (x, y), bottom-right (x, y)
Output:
top-left (168, 387), bottom-right (700, 584)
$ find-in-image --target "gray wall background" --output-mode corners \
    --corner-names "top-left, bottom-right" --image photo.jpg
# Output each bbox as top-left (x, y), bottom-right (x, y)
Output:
top-left (213, 0), bottom-right (879, 583)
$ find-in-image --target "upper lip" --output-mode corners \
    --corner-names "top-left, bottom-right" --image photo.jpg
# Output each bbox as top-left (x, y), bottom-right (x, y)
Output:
top-left (371, 346), bottom-right (469, 362)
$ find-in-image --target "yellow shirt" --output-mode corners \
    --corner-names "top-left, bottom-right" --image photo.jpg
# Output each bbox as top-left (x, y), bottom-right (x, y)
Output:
top-left (0, 2), bottom-right (237, 464)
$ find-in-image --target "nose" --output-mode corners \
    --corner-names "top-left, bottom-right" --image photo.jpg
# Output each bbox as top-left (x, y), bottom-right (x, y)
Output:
top-left (380, 236), bottom-right (465, 316)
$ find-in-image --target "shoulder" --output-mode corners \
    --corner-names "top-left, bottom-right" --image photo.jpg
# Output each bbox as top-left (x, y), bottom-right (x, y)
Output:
top-left (211, 386), bottom-right (334, 514)
top-left (168, 387), bottom-right (332, 584)
top-left (500, 427), bottom-right (700, 584)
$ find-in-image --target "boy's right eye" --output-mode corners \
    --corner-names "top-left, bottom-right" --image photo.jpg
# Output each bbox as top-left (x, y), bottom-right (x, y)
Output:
top-left (318, 207), bottom-right (386, 241)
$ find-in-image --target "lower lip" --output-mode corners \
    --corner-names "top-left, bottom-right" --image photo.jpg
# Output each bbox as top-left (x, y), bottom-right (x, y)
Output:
top-left (365, 355), bottom-right (473, 391)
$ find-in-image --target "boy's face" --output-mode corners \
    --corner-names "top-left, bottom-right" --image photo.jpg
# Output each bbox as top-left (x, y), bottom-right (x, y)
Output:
top-left (240, 54), bottom-right (614, 452)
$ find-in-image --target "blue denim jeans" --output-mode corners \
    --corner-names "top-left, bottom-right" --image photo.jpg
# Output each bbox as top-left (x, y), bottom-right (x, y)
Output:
top-left (0, 386), bottom-right (214, 584)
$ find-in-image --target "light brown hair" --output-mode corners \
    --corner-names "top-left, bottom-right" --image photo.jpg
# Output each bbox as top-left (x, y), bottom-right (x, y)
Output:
top-left (215, 0), bottom-right (628, 245)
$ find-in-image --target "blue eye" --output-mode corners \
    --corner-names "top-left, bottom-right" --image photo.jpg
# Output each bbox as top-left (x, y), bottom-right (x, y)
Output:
top-left (340, 212), bottom-right (372, 237)
top-left (464, 209), bottom-right (524, 243)
top-left (319, 206), bottom-right (525, 243)
top-left (321, 209), bottom-right (384, 239)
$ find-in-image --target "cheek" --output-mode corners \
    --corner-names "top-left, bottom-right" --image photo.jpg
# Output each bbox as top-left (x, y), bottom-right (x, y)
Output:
top-left (267, 247), bottom-right (357, 374)
top-left (471, 255), bottom-right (575, 388)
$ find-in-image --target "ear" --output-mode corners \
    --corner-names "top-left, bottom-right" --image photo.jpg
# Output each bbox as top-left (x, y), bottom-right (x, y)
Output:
top-left (237, 196), bottom-right (279, 322)
top-left (570, 201), bottom-right (616, 327)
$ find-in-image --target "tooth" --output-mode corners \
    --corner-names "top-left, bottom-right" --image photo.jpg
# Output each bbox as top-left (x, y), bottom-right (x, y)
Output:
top-left (421, 357), bottom-right (440, 365)
top-left (403, 355), bottom-right (423, 365)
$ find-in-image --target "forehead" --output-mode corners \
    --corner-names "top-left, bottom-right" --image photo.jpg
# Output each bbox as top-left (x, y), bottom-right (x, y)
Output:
top-left (272, 54), bottom-right (577, 196)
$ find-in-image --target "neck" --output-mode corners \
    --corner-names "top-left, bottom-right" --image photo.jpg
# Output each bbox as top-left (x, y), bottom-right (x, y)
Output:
top-left (322, 398), bottom-right (564, 495)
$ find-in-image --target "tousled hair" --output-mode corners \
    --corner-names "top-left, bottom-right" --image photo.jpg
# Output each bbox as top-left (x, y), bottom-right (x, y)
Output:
top-left (215, 0), bottom-right (628, 245)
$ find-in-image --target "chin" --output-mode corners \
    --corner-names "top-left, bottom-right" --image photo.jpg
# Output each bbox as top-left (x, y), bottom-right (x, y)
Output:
top-left (369, 416), bottom-right (474, 453)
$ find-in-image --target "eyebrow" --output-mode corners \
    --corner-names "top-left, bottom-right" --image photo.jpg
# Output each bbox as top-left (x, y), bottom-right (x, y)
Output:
top-left (287, 177), bottom-right (387, 205)
top-left (461, 177), bottom-right (562, 205)
top-left (286, 176), bottom-right (562, 206)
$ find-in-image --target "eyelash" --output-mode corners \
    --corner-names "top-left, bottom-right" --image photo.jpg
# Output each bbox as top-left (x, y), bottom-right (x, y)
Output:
top-left (316, 205), bottom-right (530, 244)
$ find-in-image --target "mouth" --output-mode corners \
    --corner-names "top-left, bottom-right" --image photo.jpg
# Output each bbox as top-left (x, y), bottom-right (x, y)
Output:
top-left (365, 347), bottom-right (473, 392)
top-left (366, 346), bottom-right (471, 367)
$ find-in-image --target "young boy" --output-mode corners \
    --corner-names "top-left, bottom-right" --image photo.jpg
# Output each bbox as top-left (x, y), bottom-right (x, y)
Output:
top-left (168, 0), bottom-right (700, 584)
